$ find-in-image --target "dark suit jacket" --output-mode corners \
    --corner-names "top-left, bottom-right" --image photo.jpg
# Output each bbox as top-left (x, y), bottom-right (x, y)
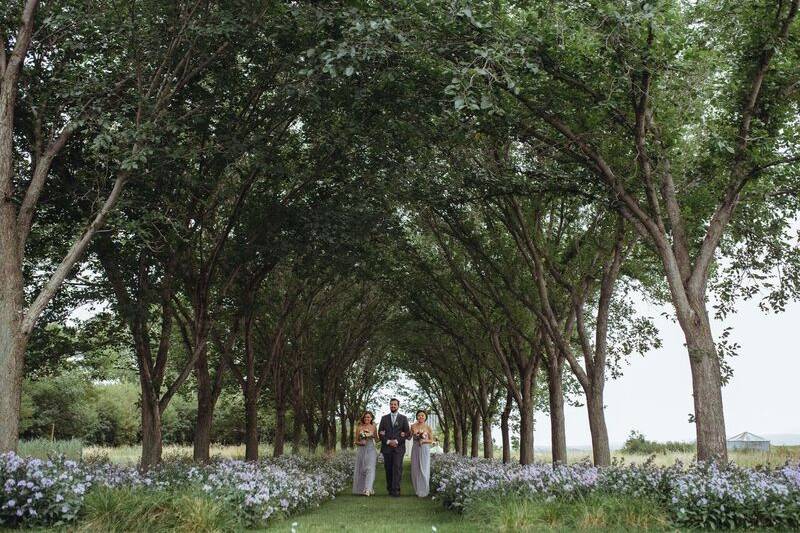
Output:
top-left (379, 413), bottom-right (411, 454)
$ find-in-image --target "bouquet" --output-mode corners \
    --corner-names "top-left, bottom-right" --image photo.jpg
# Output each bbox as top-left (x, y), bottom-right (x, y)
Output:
top-left (359, 429), bottom-right (372, 440)
top-left (413, 431), bottom-right (429, 442)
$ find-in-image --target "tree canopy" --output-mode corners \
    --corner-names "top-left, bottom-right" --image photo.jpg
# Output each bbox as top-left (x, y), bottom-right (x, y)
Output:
top-left (1, 0), bottom-right (798, 466)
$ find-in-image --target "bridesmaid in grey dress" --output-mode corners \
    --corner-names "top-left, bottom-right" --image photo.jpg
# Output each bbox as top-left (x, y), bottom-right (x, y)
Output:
top-left (410, 410), bottom-right (435, 498)
top-left (352, 411), bottom-right (378, 496)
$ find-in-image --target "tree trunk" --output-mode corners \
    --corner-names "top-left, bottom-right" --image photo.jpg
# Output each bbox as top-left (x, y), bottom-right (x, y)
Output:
top-left (681, 307), bottom-right (728, 462)
top-left (470, 411), bottom-right (480, 458)
top-left (193, 349), bottom-right (213, 462)
top-left (291, 374), bottom-right (305, 454)
top-left (518, 372), bottom-right (536, 465)
top-left (0, 253), bottom-right (25, 452)
top-left (304, 412), bottom-right (317, 453)
top-left (546, 355), bottom-right (568, 465)
top-left (453, 419), bottom-right (463, 455)
top-left (586, 384), bottom-right (611, 466)
top-left (319, 420), bottom-right (328, 451)
top-left (439, 412), bottom-right (451, 453)
top-left (482, 414), bottom-right (493, 459)
top-left (244, 391), bottom-right (259, 461)
top-left (329, 412), bottom-right (337, 452)
top-left (274, 405), bottom-right (287, 457)
top-left (291, 409), bottom-right (303, 454)
top-left (319, 410), bottom-right (335, 453)
top-left (0, 323), bottom-right (25, 453)
top-left (140, 386), bottom-right (163, 469)
top-left (339, 414), bottom-right (348, 450)
top-left (460, 412), bottom-right (470, 456)
top-left (500, 390), bottom-right (512, 464)
top-left (348, 415), bottom-right (357, 448)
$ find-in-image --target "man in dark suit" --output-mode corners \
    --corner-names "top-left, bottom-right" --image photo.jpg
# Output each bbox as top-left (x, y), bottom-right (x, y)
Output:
top-left (378, 398), bottom-right (411, 496)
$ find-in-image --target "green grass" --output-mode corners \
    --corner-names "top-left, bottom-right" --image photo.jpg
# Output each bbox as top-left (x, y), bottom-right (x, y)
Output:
top-left (81, 443), bottom-right (276, 464)
top-left (264, 459), bottom-right (470, 533)
top-left (77, 487), bottom-right (241, 533)
top-left (18, 438), bottom-right (83, 460)
top-left (610, 445), bottom-right (800, 468)
top-left (22, 439), bottom-right (800, 470)
top-left (526, 445), bottom-right (800, 468)
top-left (464, 494), bottom-right (672, 532)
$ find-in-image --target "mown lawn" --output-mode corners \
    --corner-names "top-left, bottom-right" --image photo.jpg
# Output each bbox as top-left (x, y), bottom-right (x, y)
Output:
top-left (264, 459), bottom-right (470, 533)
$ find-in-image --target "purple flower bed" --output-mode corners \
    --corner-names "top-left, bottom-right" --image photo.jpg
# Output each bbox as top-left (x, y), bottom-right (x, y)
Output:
top-left (184, 454), bottom-right (354, 524)
top-left (431, 454), bottom-right (800, 530)
top-left (0, 453), bottom-right (146, 526)
top-left (1, 451), bottom-right (354, 528)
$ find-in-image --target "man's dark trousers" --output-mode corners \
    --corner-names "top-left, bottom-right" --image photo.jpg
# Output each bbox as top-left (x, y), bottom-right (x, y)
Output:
top-left (383, 447), bottom-right (403, 495)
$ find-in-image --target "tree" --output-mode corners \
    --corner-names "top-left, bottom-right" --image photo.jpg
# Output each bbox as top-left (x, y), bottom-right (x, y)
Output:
top-left (0, 0), bottom-right (259, 452)
top-left (422, 0), bottom-right (799, 462)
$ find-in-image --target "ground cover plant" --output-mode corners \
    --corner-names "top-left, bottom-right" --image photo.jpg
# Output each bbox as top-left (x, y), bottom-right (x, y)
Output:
top-left (0, 451), bottom-right (354, 529)
top-left (432, 453), bottom-right (800, 530)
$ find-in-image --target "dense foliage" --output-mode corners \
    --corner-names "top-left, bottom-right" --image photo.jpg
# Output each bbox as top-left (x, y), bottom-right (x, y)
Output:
top-left (621, 431), bottom-right (695, 455)
top-left (1, 0), bottom-right (797, 485)
top-left (19, 375), bottom-right (282, 447)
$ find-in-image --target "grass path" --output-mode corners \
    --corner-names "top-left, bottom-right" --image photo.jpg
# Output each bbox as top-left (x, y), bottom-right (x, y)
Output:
top-left (264, 458), bottom-right (476, 533)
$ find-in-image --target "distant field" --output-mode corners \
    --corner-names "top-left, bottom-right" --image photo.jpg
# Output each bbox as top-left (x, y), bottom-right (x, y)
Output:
top-left (19, 439), bottom-right (800, 468)
top-left (18, 440), bottom-right (278, 464)
top-left (531, 445), bottom-right (800, 467)
top-left (83, 443), bottom-right (277, 463)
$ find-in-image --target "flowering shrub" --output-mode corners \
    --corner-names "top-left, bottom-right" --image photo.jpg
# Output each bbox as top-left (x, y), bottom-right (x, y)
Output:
top-left (184, 453), bottom-right (354, 526)
top-left (0, 452), bottom-right (145, 526)
top-left (658, 461), bottom-right (800, 529)
top-left (431, 454), bottom-right (800, 530)
top-left (1, 451), bottom-right (354, 528)
top-left (431, 454), bottom-right (599, 509)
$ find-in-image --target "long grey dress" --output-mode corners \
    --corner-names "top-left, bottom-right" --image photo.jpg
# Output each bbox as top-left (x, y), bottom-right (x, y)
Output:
top-left (411, 438), bottom-right (431, 497)
top-left (352, 439), bottom-right (377, 494)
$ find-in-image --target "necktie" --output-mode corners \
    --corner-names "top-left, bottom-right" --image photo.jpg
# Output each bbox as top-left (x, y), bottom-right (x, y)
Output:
top-left (391, 413), bottom-right (396, 426)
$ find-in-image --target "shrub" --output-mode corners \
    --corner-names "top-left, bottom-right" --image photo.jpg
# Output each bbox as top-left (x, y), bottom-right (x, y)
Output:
top-left (19, 376), bottom-right (286, 447)
top-left (0, 452), bottom-right (141, 526)
top-left (89, 382), bottom-right (139, 446)
top-left (621, 431), bottom-right (695, 455)
top-left (431, 454), bottom-right (800, 530)
top-left (0, 451), bottom-right (355, 528)
top-left (19, 373), bottom-right (98, 442)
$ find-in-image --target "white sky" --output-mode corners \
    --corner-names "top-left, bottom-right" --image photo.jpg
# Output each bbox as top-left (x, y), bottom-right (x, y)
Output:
top-left (536, 297), bottom-right (800, 448)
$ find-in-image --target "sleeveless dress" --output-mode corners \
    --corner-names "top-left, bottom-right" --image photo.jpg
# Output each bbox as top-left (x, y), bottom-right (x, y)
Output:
top-left (352, 425), bottom-right (377, 494)
top-left (410, 424), bottom-right (432, 497)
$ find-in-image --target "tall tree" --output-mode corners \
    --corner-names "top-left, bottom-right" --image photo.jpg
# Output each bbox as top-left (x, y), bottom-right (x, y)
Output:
top-left (0, 0), bottom-right (247, 452)
top-left (429, 0), bottom-right (799, 461)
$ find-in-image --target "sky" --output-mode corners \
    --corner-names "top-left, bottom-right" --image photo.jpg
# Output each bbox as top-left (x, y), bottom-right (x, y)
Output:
top-left (371, 291), bottom-right (800, 448)
top-left (535, 297), bottom-right (800, 448)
